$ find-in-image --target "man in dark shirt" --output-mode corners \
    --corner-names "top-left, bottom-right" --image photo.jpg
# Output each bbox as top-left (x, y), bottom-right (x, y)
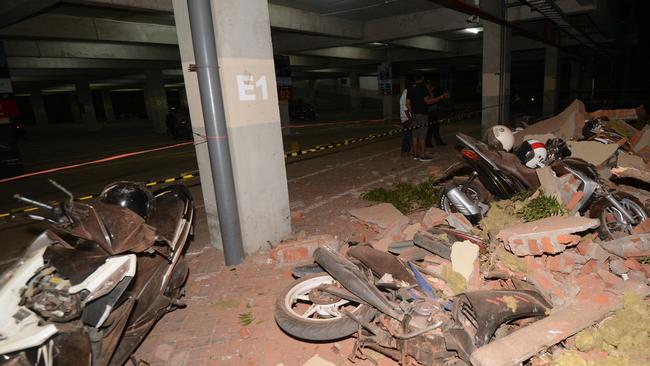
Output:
top-left (406, 76), bottom-right (448, 161)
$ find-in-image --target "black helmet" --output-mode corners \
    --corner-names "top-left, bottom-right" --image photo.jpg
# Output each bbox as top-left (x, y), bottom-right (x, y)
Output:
top-left (99, 182), bottom-right (153, 218)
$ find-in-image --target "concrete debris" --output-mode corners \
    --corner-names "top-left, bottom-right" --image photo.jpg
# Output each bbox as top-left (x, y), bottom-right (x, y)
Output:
top-left (611, 165), bottom-right (650, 184)
top-left (567, 141), bottom-right (620, 167)
top-left (479, 200), bottom-right (524, 240)
top-left (514, 99), bottom-right (586, 146)
top-left (576, 240), bottom-right (611, 262)
top-left (630, 125), bottom-right (650, 153)
top-left (597, 233), bottom-right (650, 258)
top-left (446, 212), bottom-right (474, 233)
top-left (450, 240), bottom-right (480, 283)
top-left (591, 105), bottom-right (646, 121)
top-left (422, 207), bottom-right (448, 229)
top-left (497, 216), bottom-right (600, 256)
top-left (349, 203), bottom-right (408, 231)
top-left (536, 167), bottom-right (581, 211)
top-left (302, 354), bottom-right (336, 366)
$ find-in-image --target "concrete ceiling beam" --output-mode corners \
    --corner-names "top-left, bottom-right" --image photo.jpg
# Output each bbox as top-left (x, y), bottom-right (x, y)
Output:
top-left (7, 56), bottom-right (179, 69)
top-left (274, 7), bottom-right (469, 53)
top-left (0, 0), bottom-right (59, 28)
top-left (0, 14), bottom-right (178, 44)
top-left (268, 4), bottom-right (362, 39)
top-left (389, 35), bottom-right (461, 53)
top-left (507, 0), bottom-right (597, 22)
top-left (4, 39), bottom-right (180, 60)
top-left (295, 46), bottom-right (386, 61)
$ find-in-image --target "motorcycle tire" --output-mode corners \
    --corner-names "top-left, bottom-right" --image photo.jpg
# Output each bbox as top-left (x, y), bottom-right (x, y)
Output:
top-left (439, 178), bottom-right (491, 216)
top-left (589, 192), bottom-right (649, 240)
top-left (274, 274), bottom-right (376, 341)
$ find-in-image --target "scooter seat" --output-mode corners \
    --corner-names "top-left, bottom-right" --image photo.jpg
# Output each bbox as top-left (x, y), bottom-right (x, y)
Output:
top-left (463, 134), bottom-right (540, 189)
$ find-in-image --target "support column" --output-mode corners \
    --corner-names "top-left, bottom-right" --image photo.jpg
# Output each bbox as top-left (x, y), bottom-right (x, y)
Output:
top-left (543, 46), bottom-right (559, 116)
top-left (382, 95), bottom-right (393, 119)
top-left (173, 0), bottom-right (290, 256)
top-left (74, 80), bottom-right (97, 128)
top-left (68, 93), bottom-right (82, 123)
top-left (481, 0), bottom-right (511, 131)
top-left (350, 71), bottom-right (361, 109)
top-left (144, 69), bottom-right (168, 133)
top-left (308, 79), bottom-right (317, 106)
top-left (568, 60), bottom-right (580, 102)
top-left (30, 88), bottom-right (48, 126)
top-left (102, 90), bottom-right (115, 121)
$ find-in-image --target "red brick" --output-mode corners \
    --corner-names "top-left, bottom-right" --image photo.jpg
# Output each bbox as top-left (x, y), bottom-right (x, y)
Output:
top-left (576, 240), bottom-right (610, 262)
top-left (631, 218), bottom-right (650, 234)
top-left (596, 269), bottom-right (622, 287)
top-left (528, 239), bottom-right (543, 255)
top-left (540, 237), bottom-right (555, 253)
top-left (557, 234), bottom-right (580, 245)
top-left (565, 191), bottom-right (585, 212)
top-left (422, 207), bottom-right (448, 229)
top-left (523, 256), bottom-right (545, 271)
top-left (526, 269), bottom-right (577, 306)
top-left (623, 258), bottom-right (643, 271)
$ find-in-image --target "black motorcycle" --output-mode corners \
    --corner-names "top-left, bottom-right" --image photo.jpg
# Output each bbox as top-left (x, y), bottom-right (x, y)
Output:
top-left (439, 133), bottom-right (648, 239)
top-left (0, 181), bottom-right (193, 366)
top-left (275, 245), bottom-right (551, 365)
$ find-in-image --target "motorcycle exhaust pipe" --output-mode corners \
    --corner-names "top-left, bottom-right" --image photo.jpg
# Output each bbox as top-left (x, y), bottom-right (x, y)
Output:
top-left (313, 246), bottom-right (404, 321)
top-left (444, 186), bottom-right (482, 223)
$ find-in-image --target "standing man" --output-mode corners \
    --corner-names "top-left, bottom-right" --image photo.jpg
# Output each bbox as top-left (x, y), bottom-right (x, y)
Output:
top-left (425, 81), bottom-right (448, 147)
top-left (406, 76), bottom-right (448, 161)
top-left (399, 87), bottom-right (411, 156)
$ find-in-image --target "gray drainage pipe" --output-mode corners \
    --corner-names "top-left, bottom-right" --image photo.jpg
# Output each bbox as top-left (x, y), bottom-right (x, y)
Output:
top-left (187, 0), bottom-right (244, 266)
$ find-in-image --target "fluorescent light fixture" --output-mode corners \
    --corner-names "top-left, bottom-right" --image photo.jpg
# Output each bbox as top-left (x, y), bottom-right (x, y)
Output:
top-left (368, 42), bottom-right (388, 47)
top-left (464, 27), bottom-right (483, 34)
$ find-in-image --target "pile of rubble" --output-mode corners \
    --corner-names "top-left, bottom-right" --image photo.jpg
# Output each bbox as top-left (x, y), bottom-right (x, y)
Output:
top-left (270, 100), bottom-right (649, 366)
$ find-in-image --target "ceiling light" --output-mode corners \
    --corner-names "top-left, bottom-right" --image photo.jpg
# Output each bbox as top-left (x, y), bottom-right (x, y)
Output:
top-left (464, 27), bottom-right (483, 34)
top-left (368, 42), bottom-right (388, 47)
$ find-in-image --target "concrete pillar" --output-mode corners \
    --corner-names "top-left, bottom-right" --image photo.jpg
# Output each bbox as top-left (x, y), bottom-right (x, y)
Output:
top-left (481, 0), bottom-right (511, 130)
top-left (382, 95), bottom-right (393, 119)
top-left (349, 71), bottom-right (361, 109)
top-left (172, 0), bottom-right (290, 255)
top-left (308, 79), bottom-right (317, 106)
top-left (144, 69), bottom-right (168, 133)
top-left (30, 88), bottom-right (48, 126)
top-left (75, 80), bottom-right (98, 129)
top-left (543, 46), bottom-right (559, 116)
top-left (68, 93), bottom-right (82, 123)
top-left (101, 90), bottom-right (115, 121)
top-left (568, 60), bottom-right (580, 102)
top-left (279, 99), bottom-right (290, 136)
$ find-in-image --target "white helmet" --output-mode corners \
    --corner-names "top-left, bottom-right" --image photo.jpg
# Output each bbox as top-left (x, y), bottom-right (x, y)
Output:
top-left (484, 125), bottom-right (515, 152)
top-left (515, 139), bottom-right (547, 168)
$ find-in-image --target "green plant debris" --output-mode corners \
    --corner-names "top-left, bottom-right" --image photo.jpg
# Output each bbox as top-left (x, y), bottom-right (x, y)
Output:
top-left (518, 194), bottom-right (567, 222)
top-left (495, 247), bottom-right (527, 273)
top-left (553, 292), bottom-right (650, 366)
top-left (211, 299), bottom-right (239, 310)
top-left (479, 200), bottom-right (524, 240)
top-left (511, 189), bottom-right (535, 202)
top-left (360, 177), bottom-right (443, 214)
top-left (440, 265), bottom-right (467, 294)
top-left (238, 311), bottom-right (255, 326)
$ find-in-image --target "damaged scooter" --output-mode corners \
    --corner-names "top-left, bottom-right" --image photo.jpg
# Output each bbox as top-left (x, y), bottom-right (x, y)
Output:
top-left (0, 181), bottom-right (193, 366)
top-left (439, 132), bottom-right (648, 239)
top-left (275, 245), bottom-right (550, 365)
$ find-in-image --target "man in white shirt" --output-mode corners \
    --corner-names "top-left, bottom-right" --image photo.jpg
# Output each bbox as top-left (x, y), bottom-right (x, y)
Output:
top-left (399, 88), bottom-right (411, 156)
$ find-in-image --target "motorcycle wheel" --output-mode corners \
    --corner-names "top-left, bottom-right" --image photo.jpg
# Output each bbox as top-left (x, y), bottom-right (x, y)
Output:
top-left (274, 274), bottom-right (376, 341)
top-left (589, 192), bottom-right (649, 240)
top-left (439, 179), bottom-right (491, 216)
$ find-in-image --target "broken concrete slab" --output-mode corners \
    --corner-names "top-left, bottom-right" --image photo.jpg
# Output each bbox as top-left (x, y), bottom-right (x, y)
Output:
top-left (302, 354), bottom-right (336, 366)
top-left (611, 165), bottom-right (650, 184)
top-left (469, 295), bottom-right (623, 366)
top-left (497, 216), bottom-right (600, 256)
top-left (446, 213), bottom-right (474, 233)
top-left (546, 251), bottom-right (587, 274)
top-left (609, 258), bottom-right (630, 275)
top-left (349, 203), bottom-right (409, 231)
top-left (526, 269), bottom-right (578, 307)
top-left (372, 218), bottom-right (410, 251)
top-left (630, 125), bottom-right (650, 153)
top-left (514, 99), bottom-right (586, 146)
top-left (617, 153), bottom-right (647, 170)
top-left (598, 233), bottom-right (650, 258)
top-left (422, 207), bottom-right (448, 229)
top-left (576, 240), bottom-right (611, 262)
top-left (536, 167), bottom-right (580, 210)
top-left (567, 141), bottom-right (620, 167)
top-left (401, 223), bottom-right (422, 241)
top-left (450, 240), bottom-right (480, 283)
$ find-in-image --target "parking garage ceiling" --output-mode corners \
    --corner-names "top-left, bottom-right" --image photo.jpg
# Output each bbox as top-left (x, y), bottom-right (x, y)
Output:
top-left (0, 0), bottom-right (627, 92)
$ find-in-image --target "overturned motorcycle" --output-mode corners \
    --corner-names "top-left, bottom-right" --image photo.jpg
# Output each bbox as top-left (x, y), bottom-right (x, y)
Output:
top-left (0, 181), bottom-right (193, 366)
top-left (275, 245), bottom-right (550, 365)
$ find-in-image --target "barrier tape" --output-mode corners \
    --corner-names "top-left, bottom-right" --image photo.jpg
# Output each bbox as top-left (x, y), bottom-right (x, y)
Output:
top-left (283, 109), bottom-right (482, 158)
top-left (1, 108), bottom-right (483, 220)
top-left (0, 172), bottom-right (200, 220)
